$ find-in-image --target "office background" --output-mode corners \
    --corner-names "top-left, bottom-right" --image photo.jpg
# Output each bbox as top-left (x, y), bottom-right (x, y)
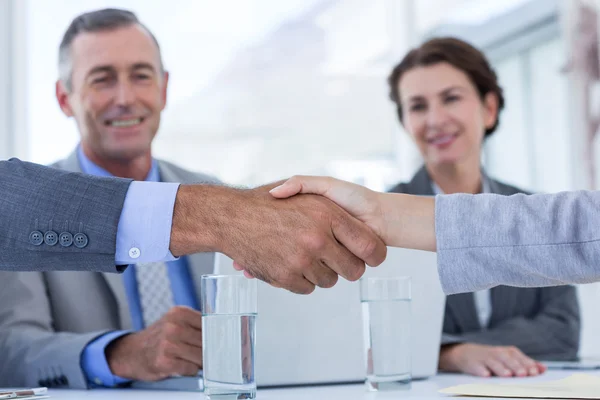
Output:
top-left (1, 0), bottom-right (599, 357)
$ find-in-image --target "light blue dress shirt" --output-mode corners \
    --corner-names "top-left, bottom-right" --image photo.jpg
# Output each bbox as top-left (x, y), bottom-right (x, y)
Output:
top-left (77, 146), bottom-right (199, 387)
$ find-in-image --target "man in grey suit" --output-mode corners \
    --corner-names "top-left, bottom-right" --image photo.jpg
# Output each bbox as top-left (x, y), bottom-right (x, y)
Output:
top-left (389, 168), bottom-right (580, 376)
top-left (0, 8), bottom-right (388, 390)
top-left (0, 158), bottom-right (216, 389)
top-left (0, 8), bottom-right (221, 390)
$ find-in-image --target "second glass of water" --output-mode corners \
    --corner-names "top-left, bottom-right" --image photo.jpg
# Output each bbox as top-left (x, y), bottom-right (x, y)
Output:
top-left (201, 275), bottom-right (257, 399)
top-left (360, 276), bottom-right (412, 391)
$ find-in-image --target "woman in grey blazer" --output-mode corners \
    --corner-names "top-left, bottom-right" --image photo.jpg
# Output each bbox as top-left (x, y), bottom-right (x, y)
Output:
top-left (269, 37), bottom-right (580, 379)
top-left (381, 37), bottom-right (580, 378)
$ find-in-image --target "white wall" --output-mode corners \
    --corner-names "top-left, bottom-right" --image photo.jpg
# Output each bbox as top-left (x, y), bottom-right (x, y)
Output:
top-left (0, 0), bottom-right (28, 160)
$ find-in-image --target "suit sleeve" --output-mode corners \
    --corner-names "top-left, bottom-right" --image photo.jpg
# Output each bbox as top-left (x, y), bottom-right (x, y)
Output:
top-left (0, 158), bottom-right (131, 273)
top-left (435, 191), bottom-right (600, 294)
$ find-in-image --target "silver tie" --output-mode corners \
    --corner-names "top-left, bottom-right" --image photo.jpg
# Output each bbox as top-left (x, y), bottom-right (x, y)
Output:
top-left (135, 262), bottom-right (175, 328)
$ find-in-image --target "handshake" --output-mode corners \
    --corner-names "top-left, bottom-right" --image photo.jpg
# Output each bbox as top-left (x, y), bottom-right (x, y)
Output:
top-left (170, 176), bottom-right (437, 294)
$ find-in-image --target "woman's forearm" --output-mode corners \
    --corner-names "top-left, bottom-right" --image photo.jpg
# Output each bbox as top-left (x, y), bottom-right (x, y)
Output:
top-left (377, 193), bottom-right (437, 251)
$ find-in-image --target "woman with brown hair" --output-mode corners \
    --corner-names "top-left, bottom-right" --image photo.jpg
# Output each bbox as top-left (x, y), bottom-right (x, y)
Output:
top-left (380, 37), bottom-right (579, 379)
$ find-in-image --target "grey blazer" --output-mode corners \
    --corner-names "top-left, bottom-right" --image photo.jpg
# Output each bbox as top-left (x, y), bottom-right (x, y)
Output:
top-left (389, 167), bottom-right (580, 361)
top-left (0, 150), bottom-right (219, 390)
top-left (0, 158), bottom-right (131, 273)
top-left (436, 187), bottom-right (600, 293)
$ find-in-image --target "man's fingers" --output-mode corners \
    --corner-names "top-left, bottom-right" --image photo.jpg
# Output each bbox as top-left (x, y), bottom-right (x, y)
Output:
top-left (289, 280), bottom-right (316, 294)
top-left (168, 306), bottom-right (203, 331)
top-left (171, 358), bottom-right (201, 377)
top-left (331, 210), bottom-right (387, 269)
top-left (282, 273), bottom-right (317, 295)
top-left (319, 240), bottom-right (366, 283)
top-left (171, 325), bottom-right (204, 349)
top-left (167, 341), bottom-right (203, 369)
top-left (233, 261), bottom-right (244, 271)
top-left (302, 261), bottom-right (339, 289)
top-left (232, 261), bottom-right (256, 278)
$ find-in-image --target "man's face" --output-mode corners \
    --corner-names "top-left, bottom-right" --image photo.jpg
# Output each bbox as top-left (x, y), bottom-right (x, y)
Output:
top-left (56, 24), bottom-right (168, 161)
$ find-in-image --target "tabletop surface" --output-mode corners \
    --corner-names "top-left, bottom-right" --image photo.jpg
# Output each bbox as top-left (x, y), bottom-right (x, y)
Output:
top-left (42, 370), bottom-right (597, 399)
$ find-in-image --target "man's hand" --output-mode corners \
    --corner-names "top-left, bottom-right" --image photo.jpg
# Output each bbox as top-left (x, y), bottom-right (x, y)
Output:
top-left (269, 176), bottom-right (386, 239)
top-left (106, 306), bottom-right (203, 381)
top-left (170, 184), bottom-right (387, 294)
top-left (439, 343), bottom-right (547, 378)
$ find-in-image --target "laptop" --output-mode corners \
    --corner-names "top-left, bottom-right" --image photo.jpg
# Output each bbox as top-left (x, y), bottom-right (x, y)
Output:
top-left (214, 247), bottom-right (446, 387)
top-left (544, 358), bottom-right (600, 370)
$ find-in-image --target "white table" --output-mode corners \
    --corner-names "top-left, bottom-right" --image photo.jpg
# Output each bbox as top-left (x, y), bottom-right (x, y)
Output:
top-left (46, 370), bottom-right (599, 399)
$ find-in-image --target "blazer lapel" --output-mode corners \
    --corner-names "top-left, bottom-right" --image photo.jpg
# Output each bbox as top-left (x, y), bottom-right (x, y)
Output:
top-left (489, 286), bottom-right (518, 326)
top-left (102, 272), bottom-right (133, 329)
top-left (445, 292), bottom-right (482, 332)
top-left (400, 166), bottom-right (436, 196)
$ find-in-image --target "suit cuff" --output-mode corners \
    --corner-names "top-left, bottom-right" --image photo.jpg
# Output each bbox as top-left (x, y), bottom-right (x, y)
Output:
top-left (81, 330), bottom-right (132, 387)
top-left (115, 181), bottom-right (180, 264)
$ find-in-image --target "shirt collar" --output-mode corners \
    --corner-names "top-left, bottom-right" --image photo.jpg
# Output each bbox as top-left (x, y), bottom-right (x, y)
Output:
top-left (77, 144), bottom-right (160, 182)
top-left (431, 170), bottom-right (491, 195)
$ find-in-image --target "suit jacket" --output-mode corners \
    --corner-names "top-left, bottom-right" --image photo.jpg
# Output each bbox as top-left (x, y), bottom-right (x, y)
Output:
top-left (389, 167), bottom-right (580, 361)
top-left (0, 151), bottom-right (219, 389)
top-left (0, 158), bottom-right (131, 273)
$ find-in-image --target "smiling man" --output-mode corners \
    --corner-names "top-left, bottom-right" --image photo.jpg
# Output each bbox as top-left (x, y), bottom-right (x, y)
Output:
top-left (0, 9), bottom-right (219, 389)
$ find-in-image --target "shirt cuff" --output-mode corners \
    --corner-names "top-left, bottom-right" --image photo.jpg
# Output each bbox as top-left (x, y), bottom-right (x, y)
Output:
top-left (115, 181), bottom-right (180, 264)
top-left (81, 331), bottom-right (133, 387)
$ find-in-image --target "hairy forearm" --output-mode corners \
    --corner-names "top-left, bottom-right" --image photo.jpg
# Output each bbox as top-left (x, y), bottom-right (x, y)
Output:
top-left (169, 184), bottom-right (237, 257)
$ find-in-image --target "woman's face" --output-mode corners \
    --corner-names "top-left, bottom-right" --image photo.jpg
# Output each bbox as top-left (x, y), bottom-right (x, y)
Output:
top-left (398, 62), bottom-right (498, 167)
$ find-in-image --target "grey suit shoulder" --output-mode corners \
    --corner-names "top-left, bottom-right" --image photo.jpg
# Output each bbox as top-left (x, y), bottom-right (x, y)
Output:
top-left (52, 151), bottom-right (221, 186)
top-left (387, 166), bottom-right (529, 196)
top-left (157, 159), bottom-right (221, 185)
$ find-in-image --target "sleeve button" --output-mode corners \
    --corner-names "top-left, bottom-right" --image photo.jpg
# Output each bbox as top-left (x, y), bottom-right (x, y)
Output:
top-left (59, 232), bottom-right (73, 247)
top-left (29, 231), bottom-right (44, 246)
top-left (128, 247), bottom-right (140, 259)
top-left (73, 233), bottom-right (89, 249)
top-left (44, 231), bottom-right (58, 246)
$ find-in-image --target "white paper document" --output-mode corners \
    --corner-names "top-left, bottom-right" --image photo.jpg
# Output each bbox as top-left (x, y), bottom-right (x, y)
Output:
top-left (440, 373), bottom-right (600, 399)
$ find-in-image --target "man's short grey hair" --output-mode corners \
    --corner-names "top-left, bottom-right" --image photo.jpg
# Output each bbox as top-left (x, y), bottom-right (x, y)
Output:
top-left (58, 8), bottom-right (165, 91)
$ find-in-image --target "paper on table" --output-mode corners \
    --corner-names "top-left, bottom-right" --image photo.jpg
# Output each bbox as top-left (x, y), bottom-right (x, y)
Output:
top-left (440, 374), bottom-right (600, 399)
top-left (1, 397), bottom-right (50, 400)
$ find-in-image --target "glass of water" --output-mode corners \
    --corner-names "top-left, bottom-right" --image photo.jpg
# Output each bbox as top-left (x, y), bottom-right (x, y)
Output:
top-left (201, 275), bottom-right (257, 399)
top-left (360, 276), bottom-right (412, 391)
